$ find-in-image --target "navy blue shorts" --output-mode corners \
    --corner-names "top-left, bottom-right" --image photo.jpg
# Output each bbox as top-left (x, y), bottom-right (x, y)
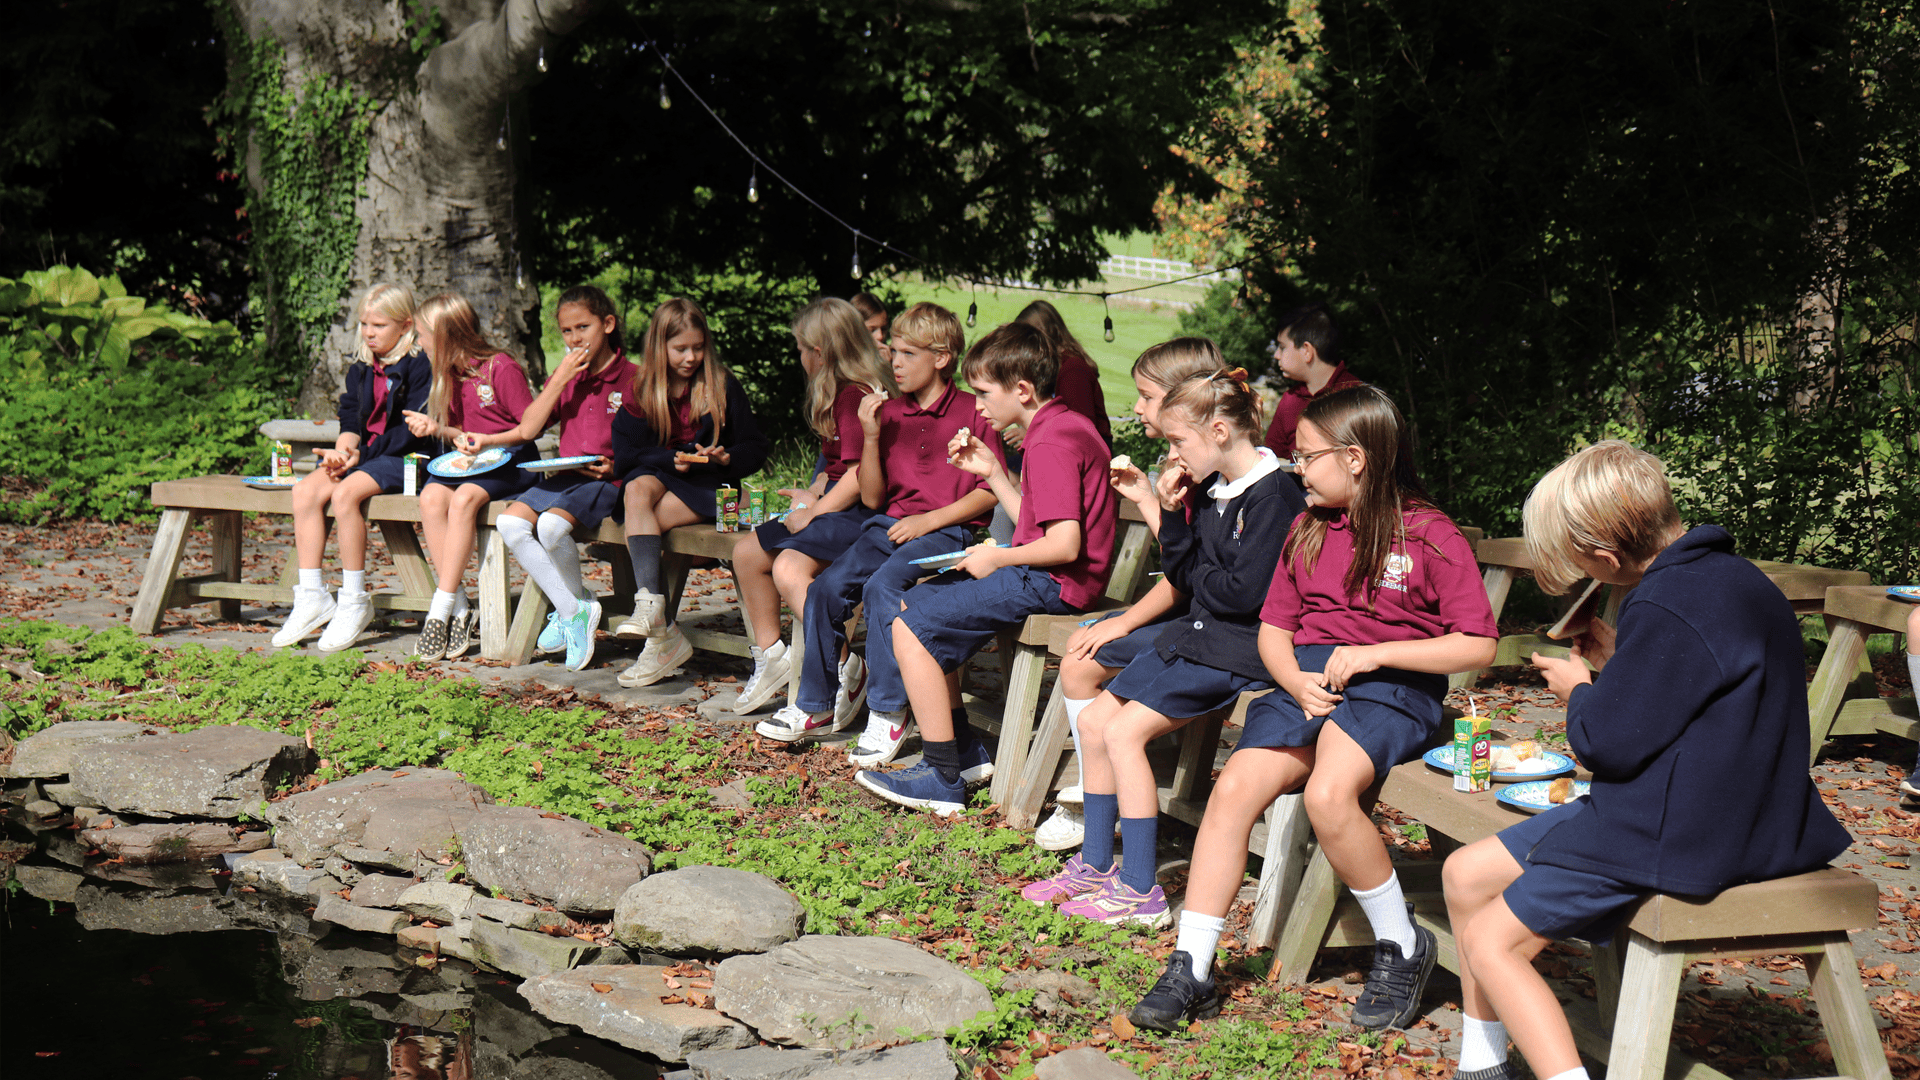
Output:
top-left (425, 444), bottom-right (540, 500)
top-left (1234, 643), bottom-right (1447, 780)
top-left (754, 504), bottom-right (877, 561)
top-left (512, 476), bottom-right (620, 530)
top-left (1082, 616), bottom-right (1168, 671)
top-left (1105, 647), bottom-right (1271, 720)
top-left (897, 565), bottom-right (1073, 673)
top-left (346, 453), bottom-right (410, 494)
top-left (1497, 801), bottom-right (1649, 945)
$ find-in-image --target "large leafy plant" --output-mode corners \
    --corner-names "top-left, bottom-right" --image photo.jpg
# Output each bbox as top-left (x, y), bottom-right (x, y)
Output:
top-left (0, 265), bottom-right (237, 375)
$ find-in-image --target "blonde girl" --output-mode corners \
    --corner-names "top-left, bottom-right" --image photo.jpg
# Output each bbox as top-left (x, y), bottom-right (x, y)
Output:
top-left (276, 283), bottom-right (433, 652)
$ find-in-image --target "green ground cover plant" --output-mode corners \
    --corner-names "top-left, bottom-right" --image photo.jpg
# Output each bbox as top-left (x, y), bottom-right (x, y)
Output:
top-left (0, 618), bottom-right (1373, 1078)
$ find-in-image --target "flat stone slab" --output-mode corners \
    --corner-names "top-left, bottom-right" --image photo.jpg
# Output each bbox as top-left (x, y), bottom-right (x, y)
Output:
top-left (231, 849), bottom-right (336, 897)
top-left (266, 768), bottom-right (491, 865)
top-left (7, 721), bottom-right (150, 779)
top-left (68, 725), bottom-right (315, 820)
top-left (472, 894), bottom-right (571, 931)
top-left (399, 881), bottom-right (475, 923)
top-left (519, 965), bottom-right (755, 1062)
top-left (13, 864), bottom-right (84, 903)
top-left (349, 872), bottom-right (416, 909)
top-left (687, 1040), bottom-right (957, 1080)
top-left (80, 822), bottom-right (272, 864)
top-left (471, 917), bottom-right (622, 979)
top-left (713, 936), bottom-right (994, 1048)
top-left (614, 865), bottom-right (805, 957)
top-left (73, 883), bottom-right (237, 934)
top-left (1033, 1047), bottom-right (1141, 1080)
top-left (314, 894), bottom-right (409, 935)
top-left (457, 804), bottom-right (652, 915)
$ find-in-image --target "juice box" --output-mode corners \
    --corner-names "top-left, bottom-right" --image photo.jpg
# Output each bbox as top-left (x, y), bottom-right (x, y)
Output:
top-left (1453, 715), bottom-right (1493, 792)
top-left (403, 453), bottom-right (429, 497)
top-left (716, 485), bottom-right (740, 532)
top-left (271, 441), bottom-right (294, 481)
top-left (746, 485), bottom-right (766, 528)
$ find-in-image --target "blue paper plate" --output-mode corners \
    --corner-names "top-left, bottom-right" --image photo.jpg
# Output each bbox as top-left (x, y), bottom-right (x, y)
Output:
top-left (241, 475), bottom-right (298, 490)
top-left (1498, 779), bottom-right (1591, 814)
top-left (1422, 744), bottom-right (1576, 782)
top-left (428, 447), bottom-right (512, 478)
top-left (521, 454), bottom-right (602, 472)
top-left (1887, 585), bottom-right (1920, 603)
top-left (910, 550), bottom-right (969, 568)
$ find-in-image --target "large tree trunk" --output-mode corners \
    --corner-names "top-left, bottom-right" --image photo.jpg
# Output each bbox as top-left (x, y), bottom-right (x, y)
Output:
top-left (224, 0), bottom-right (597, 418)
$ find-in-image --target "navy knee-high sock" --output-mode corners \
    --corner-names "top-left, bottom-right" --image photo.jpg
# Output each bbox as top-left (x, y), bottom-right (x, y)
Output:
top-left (1119, 816), bottom-right (1159, 894)
top-left (1081, 793), bottom-right (1119, 871)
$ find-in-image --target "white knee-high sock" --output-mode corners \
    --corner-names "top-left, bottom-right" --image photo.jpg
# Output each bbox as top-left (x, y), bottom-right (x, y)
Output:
top-left (1544, 1069), bottom-right (1589, 1080)
top-left (1174, 910), bottom-right (1226, 981)
top-left (500, 515), bottom-right (578, 619)
top-left (1063, 696), bottom-right (1094, 784)
top-left (1457, 1015), bottom-right (1509, 1071)
top-left (1353, 872), bottom-right (1417, 954)
top-left (536, 513), bottom-right (587, 599)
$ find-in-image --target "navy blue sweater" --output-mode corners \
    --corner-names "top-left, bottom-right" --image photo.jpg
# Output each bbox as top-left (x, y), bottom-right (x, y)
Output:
top-left (1151, 464), bottom-right (1308, 681)
top-left (610, 374), bottom-right (771, 487)
top-left (1528, 526), bottom-right (1850, 895)
top-left (337, 349), bottom-right (434, 461)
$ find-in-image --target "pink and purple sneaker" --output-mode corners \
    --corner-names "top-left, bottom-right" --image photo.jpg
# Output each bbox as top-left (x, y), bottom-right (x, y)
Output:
top-left (1020, 853), bottom-right (1116, 905)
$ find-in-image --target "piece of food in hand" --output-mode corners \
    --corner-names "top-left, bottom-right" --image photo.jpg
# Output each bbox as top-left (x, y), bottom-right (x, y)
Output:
top-left (674, 452), bottom-right (709, 464)
top-left (1547, 776), bottom-right (1576, 804)
top-left (1547, 578), bottom-right (1605, 640)
top-left (1110, 453), bottom-right (1132, 471)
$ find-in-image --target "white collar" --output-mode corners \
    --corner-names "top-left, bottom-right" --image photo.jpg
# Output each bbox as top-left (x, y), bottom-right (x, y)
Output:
top-left (1207, 447), bottom-right (1282, 511)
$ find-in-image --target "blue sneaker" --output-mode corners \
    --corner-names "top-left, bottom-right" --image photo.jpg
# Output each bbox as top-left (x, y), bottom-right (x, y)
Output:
top-left (536, 611), bottom-right (565, 655)
top-left (855, 761), bottom-right (967, 816)
top-left (561, 598), bottom-right (602, 672)
top-left (958, 740), bottom-right (995, 785)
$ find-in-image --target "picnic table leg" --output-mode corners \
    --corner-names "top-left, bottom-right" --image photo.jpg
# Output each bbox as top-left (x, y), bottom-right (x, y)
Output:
top-left (989, 640), bottom-right (1049, 806)
top-left (608, 543), bottom-right (637, 612)
top-left (1604, 931), bottom-right (1685, 1080)
top-left (1271, 845), bottom-right (1341, 986)
top-left (208, 510), bottom-right (243, 622)
top-left (661, 551), bottom-right (692, 622)
top-left (476, 525), bottom-right (511, 660)
top-left (503, 582), bottom-right (550, 666)
top-left (1806, 616), bottom-right (1868, 766)
top-left (1453, 564), bottom-right (1517, 690)
top-left (1170, 710), bottom-right (1226, 804)
top-left (1807, 936), bottom-right (1895, 1080)
top-left (130, 508), bottom-right (194, 634)
top-left (1591, 932), bottom-right (1628, 1031)
top-left (377, 520), bottom-right (435, 604)
top-left (1003, 681), bottom-right (1070, 830)
top-left (1249, 792), bottom-right (1313, 951)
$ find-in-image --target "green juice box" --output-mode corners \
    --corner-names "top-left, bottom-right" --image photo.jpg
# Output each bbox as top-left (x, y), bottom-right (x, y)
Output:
top-left (1453, 714), bottom-right (1492, 793)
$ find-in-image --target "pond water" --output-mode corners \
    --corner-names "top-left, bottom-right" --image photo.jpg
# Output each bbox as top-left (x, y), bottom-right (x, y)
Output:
top-left (1, 806), bottom-right (662, 1080)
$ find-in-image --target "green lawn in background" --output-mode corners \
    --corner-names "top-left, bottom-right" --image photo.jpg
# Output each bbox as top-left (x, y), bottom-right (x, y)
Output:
top-left (892, 279), bottom-right (1186, 414)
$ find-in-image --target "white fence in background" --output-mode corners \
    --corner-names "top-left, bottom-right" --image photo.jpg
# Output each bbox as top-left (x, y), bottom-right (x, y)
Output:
top-left (1098, 255), bottom-right (1242, 285)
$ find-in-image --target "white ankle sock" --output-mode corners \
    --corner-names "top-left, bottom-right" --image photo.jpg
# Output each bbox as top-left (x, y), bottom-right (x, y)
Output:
top-left (299, 568), bottom-right (323, 592)
top-left (341, 569), bottom-right (367, 596)
top-left (452, 590), bottom-right (470, 618)
top-left (428, 589), bottom-right (457, 622)
top-left (537, 513), bottom-right (587, 599)
top-left (1545, 1069), bottom-right (1589, 1080)
top-left (1174, 910), bottom-right (1226, 981)
top-left (1458, 1015), bottom-right (1509, 1071)
top-left (1352, 872), bottom-right (1417, 954)
top-left (501, 515), bottom-right (578, 619)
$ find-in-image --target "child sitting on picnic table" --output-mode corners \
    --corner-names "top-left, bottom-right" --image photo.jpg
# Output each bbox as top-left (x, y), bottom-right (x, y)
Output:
top-left (1262, 302), bottom-right (1365, 461)
top-left (855, 321), bottom-right (1118, 813)
top-left (1441, 441), bottom-right (1851, 1080)
top-left (755, 302), bottom-right (1001, 749)
top-left (1020, 367), bottom-right (1306, 926)
top-left (1128, 385), bottom-right (1497, 1033)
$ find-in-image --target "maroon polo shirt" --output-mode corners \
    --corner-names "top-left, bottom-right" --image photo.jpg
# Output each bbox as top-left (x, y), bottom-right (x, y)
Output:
top-left (448, 354), bottom-right (534, 435)
top-left (553, 353), bottom-right (638, 458)
top-left (821, 382), bottom-right (870, 483)
top-left (1262, 363), bottom-right (1367, 458)
top-left (1055, 348), bottom-right (1111, 445)
top-left (877, 381), bottom-right (999, 524)
top-left (1260, 507), bottom-right (1496, 645)
top-left (1011, 400), bottom-right (1117, 609)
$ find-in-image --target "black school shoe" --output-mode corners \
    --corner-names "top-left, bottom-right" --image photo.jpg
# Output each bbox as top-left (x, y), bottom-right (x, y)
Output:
top-left (444, 609), bottom-right (476, 659)
top-left (1349, 922), bottom-right (1437, 1030)
top-left (1129, 950), bottom-right (1222, 1032)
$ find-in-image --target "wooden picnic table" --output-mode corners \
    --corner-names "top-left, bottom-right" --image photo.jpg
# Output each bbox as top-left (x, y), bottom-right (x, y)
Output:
top-left (1265, 761), bottom-right (1888, 1080)
top-left (1806, 585), bottom-right (1920, 765)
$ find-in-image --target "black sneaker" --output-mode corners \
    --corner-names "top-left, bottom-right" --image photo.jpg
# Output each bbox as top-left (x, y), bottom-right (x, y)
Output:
top-left (444, 609), bottom-right (475, 659)
top-left (416, 616), bottom-right (450, 661)
top-left (1128, 950), bottom-right (1221, 1032)
top-left (1349, 923), bottom-right (1436, 1030)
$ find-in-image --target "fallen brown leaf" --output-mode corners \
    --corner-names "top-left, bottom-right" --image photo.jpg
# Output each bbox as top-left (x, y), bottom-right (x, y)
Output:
top-left (1109, 1014), bottom-right (1136, 1040)
top-left (591, 982), bottom-right (613, 993)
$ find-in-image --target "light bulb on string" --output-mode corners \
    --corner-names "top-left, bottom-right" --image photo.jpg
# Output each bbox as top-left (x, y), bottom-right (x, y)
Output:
top-left (537, 46), bottom-right (547, 73)
top-left (659, 78), bottom-right (671, 109)
top-left (514, 256), bottom-right (525, 290)
top-left (1102, 293), bottom-right (1115, 342)
top-left (747, 165), bottom-right (758, 203)
top-left (966, 301), bottom-right (977, 328)
top-left (850, 237), bottom-right (862, 280)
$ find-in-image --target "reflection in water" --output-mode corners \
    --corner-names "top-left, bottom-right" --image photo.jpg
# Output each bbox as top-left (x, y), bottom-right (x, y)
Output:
top-left (387, 1029), bottom-right (471, 1080)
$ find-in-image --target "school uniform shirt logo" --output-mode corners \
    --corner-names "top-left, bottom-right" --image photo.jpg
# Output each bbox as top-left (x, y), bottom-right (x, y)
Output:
top-left (477, 384), bottom-right (496, 406)
top-left (1378, 552), bottom-right (1413, 593)
top-left (607, 391), bottom-right (623, 415)
top-left (1233, 510), bottom-right (1246, 540)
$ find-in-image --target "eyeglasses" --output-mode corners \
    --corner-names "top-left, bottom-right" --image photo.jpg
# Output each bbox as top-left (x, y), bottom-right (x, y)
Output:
top-left (1291, 445), bottom-right (1348, 470)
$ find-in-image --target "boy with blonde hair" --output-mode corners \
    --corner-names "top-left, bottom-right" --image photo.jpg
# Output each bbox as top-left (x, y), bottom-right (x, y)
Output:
top-left (1440, 440), bottom-right (1849, 1080)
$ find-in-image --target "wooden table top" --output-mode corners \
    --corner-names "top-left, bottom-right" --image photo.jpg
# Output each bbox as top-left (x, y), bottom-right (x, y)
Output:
top-left (1822, 584), bottom-right (1917, 634)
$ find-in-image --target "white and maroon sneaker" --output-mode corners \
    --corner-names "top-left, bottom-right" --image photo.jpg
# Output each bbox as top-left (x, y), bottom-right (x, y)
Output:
top-left (848, 709), bottom-right (913, 767)
top-left (754, 704), bottom-right (845, 743)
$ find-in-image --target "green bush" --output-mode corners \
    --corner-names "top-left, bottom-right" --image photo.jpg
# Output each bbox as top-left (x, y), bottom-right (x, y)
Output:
top-left (0, 267), bottom-right (286, 522)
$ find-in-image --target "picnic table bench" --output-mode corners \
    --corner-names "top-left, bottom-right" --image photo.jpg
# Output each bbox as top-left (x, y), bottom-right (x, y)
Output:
top-left (1806, 586), bottom-right (1920, 765)
top-left (1266, 761), bottom-right (1889, 1080)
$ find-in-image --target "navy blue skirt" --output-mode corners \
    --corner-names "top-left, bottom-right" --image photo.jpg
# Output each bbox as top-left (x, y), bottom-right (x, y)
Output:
top-left (1105, 646), bottom-right (1271, 720)
top-left (1087, 617), bottom-right (1169, 670)
top-left (755, 504), bottom-right (876, 560)
top-left (346, 453), bottom-right (410, 494)
top-left (1234, 643), bottom-right (1447, 780)
top-left (512, 476), bottom-right (620, 530)
top-left (425, 443), bottom-right (541, 500)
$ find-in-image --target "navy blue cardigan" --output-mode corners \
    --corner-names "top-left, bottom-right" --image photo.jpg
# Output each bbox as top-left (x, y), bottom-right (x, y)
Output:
top-left (610, 374), bottom-right (771, 486)
top-left (1528, 526), bottom-right (1850, 895)
top-left (337, 349), bottom-right (434, 461)
top-left (1150, 464), bottom-right (1307, 681)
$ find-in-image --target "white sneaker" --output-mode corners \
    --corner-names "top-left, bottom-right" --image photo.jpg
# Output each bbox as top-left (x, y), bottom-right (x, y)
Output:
top-left (755, 703), bottom-right (844, 743)
top-left (1056, 784), bottom-right (1085, 806)
top-left (316, 592), bottom-right (375, 653)
top-left (833, 652), bottom-right (869, 729)
top-left (614, 589), bottom-right (668, 639)
top-left (848, 709), bottom-right (913, 767)
top-left (273, 587), bottom-right (336, 647)
top-left (733, 640), bottom-right (792, 714)
top-left (617, 624), bottom-right (692, 687)
top-left (1034, 803), bottom-right (1086, 851)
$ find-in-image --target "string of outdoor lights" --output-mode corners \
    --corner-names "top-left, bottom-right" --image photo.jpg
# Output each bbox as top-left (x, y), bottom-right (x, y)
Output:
top-left (645, 42), bottom-right (1261, 341)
